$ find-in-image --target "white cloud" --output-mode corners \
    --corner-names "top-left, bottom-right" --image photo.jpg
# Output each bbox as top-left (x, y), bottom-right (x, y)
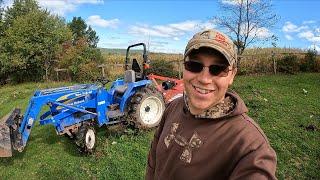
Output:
top-left (255, 27), bottom-right (272, 39)
top-left (285, 34), bottom-right (293, 40)
top-left (282, 21), bottom-right (308, 33)
top-left (86, 15), bottom-right (119, 28)
top-left (128, 20), bottom-right (214, 40)
top-left (221, 0), bottom-right (258, 5)
top-left (283, 21), bottom-right (320, 45)
top-left (298, 30), bottom-right (320, 43)
top-left (71, 0), bottom-right (104, 4)
top-left (303, 20), bottom-right (316, 24)
top-left (37, 0), bottom-right (104, 16)
top-left (307, 44), bottom-right (320, 53)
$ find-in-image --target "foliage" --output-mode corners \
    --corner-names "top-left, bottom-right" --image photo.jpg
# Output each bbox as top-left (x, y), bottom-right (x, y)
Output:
top-left (0, 0), bottom-right (4, 35)
top-left (2, 0), bottom-right (39, 29)
top-left (0, 1), bottom-right (102, 84)
top-left (147, 59), bottom-right (180, 78)
top-left (57, 38), bottom-right (103, 82)
top-left (0, 73), bottom-right (319, 179)
top-left (0, 8), bottom-right (72, 83)
top-left (300, 49), bottom-right (317, 72)
top-left (277, 54), bottom-right (299, 74)
top-left (68, 17), bottom-right (99, 48)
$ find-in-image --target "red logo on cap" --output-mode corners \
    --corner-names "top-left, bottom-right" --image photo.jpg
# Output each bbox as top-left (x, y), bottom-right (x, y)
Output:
top-left (215, 32), bottom-right (226, 44)
top-left (215, 32), bottom-right (231, 50)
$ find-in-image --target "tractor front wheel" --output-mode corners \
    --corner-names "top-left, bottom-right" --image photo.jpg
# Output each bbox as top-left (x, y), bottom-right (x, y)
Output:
top-left (75, 124), bottom-right (96, 153)
top-left (129, 87), bottom-right (165, 129)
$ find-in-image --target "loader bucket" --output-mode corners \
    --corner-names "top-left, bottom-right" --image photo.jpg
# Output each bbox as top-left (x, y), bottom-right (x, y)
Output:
top-left (0, 108), bottom-right (22, 157)
top-left (0, 112), bottom-right (13, 157)
top-left (0, 123), bottom-right (12, 157)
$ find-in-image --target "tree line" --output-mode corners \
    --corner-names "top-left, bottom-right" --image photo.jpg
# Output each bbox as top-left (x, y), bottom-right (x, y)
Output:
top-left (0, 0), bottom-right (103, 84)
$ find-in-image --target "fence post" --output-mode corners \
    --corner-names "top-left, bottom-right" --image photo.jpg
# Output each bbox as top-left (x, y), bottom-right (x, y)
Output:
top-left (178, 60), bottom-right (182, 79)
top-left (272, 51), bottom-right (276, 74)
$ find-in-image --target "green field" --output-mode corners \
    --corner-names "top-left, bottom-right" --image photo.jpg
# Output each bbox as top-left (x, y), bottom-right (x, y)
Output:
top-left (0, 73), bottom-right (319, 179)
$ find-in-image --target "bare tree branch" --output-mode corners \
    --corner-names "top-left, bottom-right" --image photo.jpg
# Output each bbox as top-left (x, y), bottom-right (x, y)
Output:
top-left (214, 0), bottom-right (279, 57)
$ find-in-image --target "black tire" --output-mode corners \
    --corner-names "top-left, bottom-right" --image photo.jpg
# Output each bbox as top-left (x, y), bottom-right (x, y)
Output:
top-left (75, 124), bottom-right (96, 153)
top-left (129, 86), bottom-right (165, 129)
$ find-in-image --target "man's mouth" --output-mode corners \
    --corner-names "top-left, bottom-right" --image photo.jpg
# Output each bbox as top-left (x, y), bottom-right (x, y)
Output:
top-left (192, 85), bottom-right (214, 94)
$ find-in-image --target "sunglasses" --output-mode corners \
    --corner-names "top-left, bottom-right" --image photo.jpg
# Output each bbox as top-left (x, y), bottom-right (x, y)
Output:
top-left (184, 61), bottom-right (231, 77)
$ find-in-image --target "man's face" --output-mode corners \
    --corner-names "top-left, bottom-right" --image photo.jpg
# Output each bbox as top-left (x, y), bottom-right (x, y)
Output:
top-left (183, 52), bottom-right (236, 115)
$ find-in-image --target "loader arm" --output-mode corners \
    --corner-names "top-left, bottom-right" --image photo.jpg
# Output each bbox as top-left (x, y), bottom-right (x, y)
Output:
top-left (0, 84), bottom-right (109, 157)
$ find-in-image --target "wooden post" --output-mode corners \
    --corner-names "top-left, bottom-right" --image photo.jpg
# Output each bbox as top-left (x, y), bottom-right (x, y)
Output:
top-left (272, 51), bottom-right (276, 74)
top-left (56, 70), bottom-right (59, 81)
top-left (177, 60), bottom-right (182, 79)
top-left (98, 64), bottom-right (106, 78)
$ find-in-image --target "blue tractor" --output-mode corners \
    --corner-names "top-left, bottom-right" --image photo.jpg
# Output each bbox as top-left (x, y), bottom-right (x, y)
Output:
top-left (0, 43), bottom-right (165, 157)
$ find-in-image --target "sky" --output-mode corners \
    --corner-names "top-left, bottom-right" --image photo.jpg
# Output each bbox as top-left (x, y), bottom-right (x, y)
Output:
top-left (3, 0), bottom-right (320, 53)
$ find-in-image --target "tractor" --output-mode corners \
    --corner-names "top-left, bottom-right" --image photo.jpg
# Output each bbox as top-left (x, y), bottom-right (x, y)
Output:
top-left (0, 43), bottom-right (165, 157)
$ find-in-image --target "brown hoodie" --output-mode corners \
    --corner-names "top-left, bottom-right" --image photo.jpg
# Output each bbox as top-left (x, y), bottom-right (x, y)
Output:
top-left (146, 91), bottom-right (277, 180)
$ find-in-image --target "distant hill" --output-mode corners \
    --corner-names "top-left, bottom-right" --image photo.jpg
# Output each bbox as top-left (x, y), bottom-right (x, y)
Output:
top-left (99, 48), bottom-right (143, 55)
top-left (99, 47), bottom-right (314, 56)
top-left (99, 48), bottom-right (183, 55)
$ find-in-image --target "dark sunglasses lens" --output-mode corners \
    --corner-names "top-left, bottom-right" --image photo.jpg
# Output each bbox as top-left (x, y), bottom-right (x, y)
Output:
top-left (184, 61), bottom-right (203, 73)
top-left (209, 65), bottom-right (228, 76)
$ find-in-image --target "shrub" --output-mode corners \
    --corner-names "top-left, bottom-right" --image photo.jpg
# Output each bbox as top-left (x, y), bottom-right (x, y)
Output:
top-left (76, 62), bottom-right (102, 82)
top-left (146, 59), bottom-right (180, 78)
top-left (315, 56), bottom-right (320, 72)
top-left (277, 54), bottom-right (299, 74)
top-left (300, 49), bottom-right (317, 72)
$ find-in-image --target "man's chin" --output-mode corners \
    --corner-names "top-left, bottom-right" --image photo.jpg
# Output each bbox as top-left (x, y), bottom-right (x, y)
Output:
top-left (190, 103), bottom-right (211, 114)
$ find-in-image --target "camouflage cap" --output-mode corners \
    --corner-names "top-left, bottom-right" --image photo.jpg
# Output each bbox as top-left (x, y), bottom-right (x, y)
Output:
top-left (184, 29), bottom-right (237, 66)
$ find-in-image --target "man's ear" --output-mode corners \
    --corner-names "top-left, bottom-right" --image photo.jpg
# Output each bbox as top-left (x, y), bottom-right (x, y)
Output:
top-left (228, 68), bottom-right (237, 86)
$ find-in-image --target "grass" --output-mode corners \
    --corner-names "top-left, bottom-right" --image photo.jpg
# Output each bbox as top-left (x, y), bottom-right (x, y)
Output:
top-left (0, 73), bottom-right (319, 179)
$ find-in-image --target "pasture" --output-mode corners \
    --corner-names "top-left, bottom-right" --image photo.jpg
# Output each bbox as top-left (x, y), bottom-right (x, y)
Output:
top-left (0, 73), bottom-right (319, 179)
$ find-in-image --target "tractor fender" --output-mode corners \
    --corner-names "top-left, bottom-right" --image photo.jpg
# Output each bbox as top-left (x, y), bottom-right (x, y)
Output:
top-left (119, 80), bottom-right (152, 112)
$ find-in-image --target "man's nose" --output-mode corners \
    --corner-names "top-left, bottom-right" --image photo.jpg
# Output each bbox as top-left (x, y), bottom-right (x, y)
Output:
top-left (197, 67), bottom-right (212, 84)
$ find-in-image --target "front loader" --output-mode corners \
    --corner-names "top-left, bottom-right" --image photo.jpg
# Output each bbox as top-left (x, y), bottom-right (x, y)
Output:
top-left (0, 43), bottom-right (165, 157)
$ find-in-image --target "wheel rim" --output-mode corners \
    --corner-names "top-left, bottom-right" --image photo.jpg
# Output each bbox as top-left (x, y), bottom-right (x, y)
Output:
top-left (139, 96), bottom-right (164, 125)
top-left (85, 129), bottom-right (95, 150)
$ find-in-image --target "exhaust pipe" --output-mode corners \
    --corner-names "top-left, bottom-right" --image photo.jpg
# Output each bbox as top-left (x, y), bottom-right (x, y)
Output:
top-left (0, 108), bottom-right (23, 157)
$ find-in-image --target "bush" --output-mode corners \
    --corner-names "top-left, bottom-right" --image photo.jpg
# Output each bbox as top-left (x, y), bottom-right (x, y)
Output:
top-left (277, 54), bottom-right (299, 74)
top-left (76, 62), bottom-right (102, 82)
top-left (146, 59), bottom-right (180, 78)
top-left (315, 57), bottom-right (320, 72)
top-left (300, 49), bottom-right (317, 72)
top-left (57, 39), bottom-right (104, 82)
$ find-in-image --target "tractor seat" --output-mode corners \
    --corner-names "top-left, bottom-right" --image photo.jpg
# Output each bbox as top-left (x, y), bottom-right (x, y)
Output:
top-left (114, 70), bottom-right (136, 94)
top-left (132, 58), bottom-right (143, 80)
top-left (132, 58), bottom-right (141, 73)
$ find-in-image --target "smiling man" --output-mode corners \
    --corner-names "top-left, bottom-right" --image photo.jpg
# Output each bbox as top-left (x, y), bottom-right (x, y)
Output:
top-left (146, 29), bottom-right (277, 180)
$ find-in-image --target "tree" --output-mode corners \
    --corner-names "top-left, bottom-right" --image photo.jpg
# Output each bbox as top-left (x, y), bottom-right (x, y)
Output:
top-left (0, 0), bottom-right (4, 36)
top-left (214, 0), bottom-right (278, 66)
top-left (3, 0), bottom-right (39, 29)
top-left (86, 26), bottom-right (99, 48)
top-left (0, 3), bottom-right (72, 83)
top-left (68, 16), bottom-right (99, 48)
top-left (57, 37), bottom-right (103, 82)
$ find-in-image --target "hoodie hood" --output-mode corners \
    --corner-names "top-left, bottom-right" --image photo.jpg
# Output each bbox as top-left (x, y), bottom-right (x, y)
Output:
top-left (183, 90), bottom-right (248, 120)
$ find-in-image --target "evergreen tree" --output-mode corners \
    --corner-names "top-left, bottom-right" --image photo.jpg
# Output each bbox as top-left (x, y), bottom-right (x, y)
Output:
top-left (68, 17), bottom-right (99, 48)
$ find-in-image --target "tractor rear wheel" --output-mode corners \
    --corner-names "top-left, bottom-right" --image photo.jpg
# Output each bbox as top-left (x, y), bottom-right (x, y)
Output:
top-left (75, 124), bottom-right (96, 153)
top-left (129, 86), bottom-right (165, 129)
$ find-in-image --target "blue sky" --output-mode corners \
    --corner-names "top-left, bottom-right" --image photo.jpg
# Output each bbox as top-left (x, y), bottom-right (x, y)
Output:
top-left (4, 0), bottom-right (320, 53)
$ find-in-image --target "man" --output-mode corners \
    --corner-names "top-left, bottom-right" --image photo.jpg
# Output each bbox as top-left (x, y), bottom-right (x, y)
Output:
top-left (145, 29), bottom-right (277, 180)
